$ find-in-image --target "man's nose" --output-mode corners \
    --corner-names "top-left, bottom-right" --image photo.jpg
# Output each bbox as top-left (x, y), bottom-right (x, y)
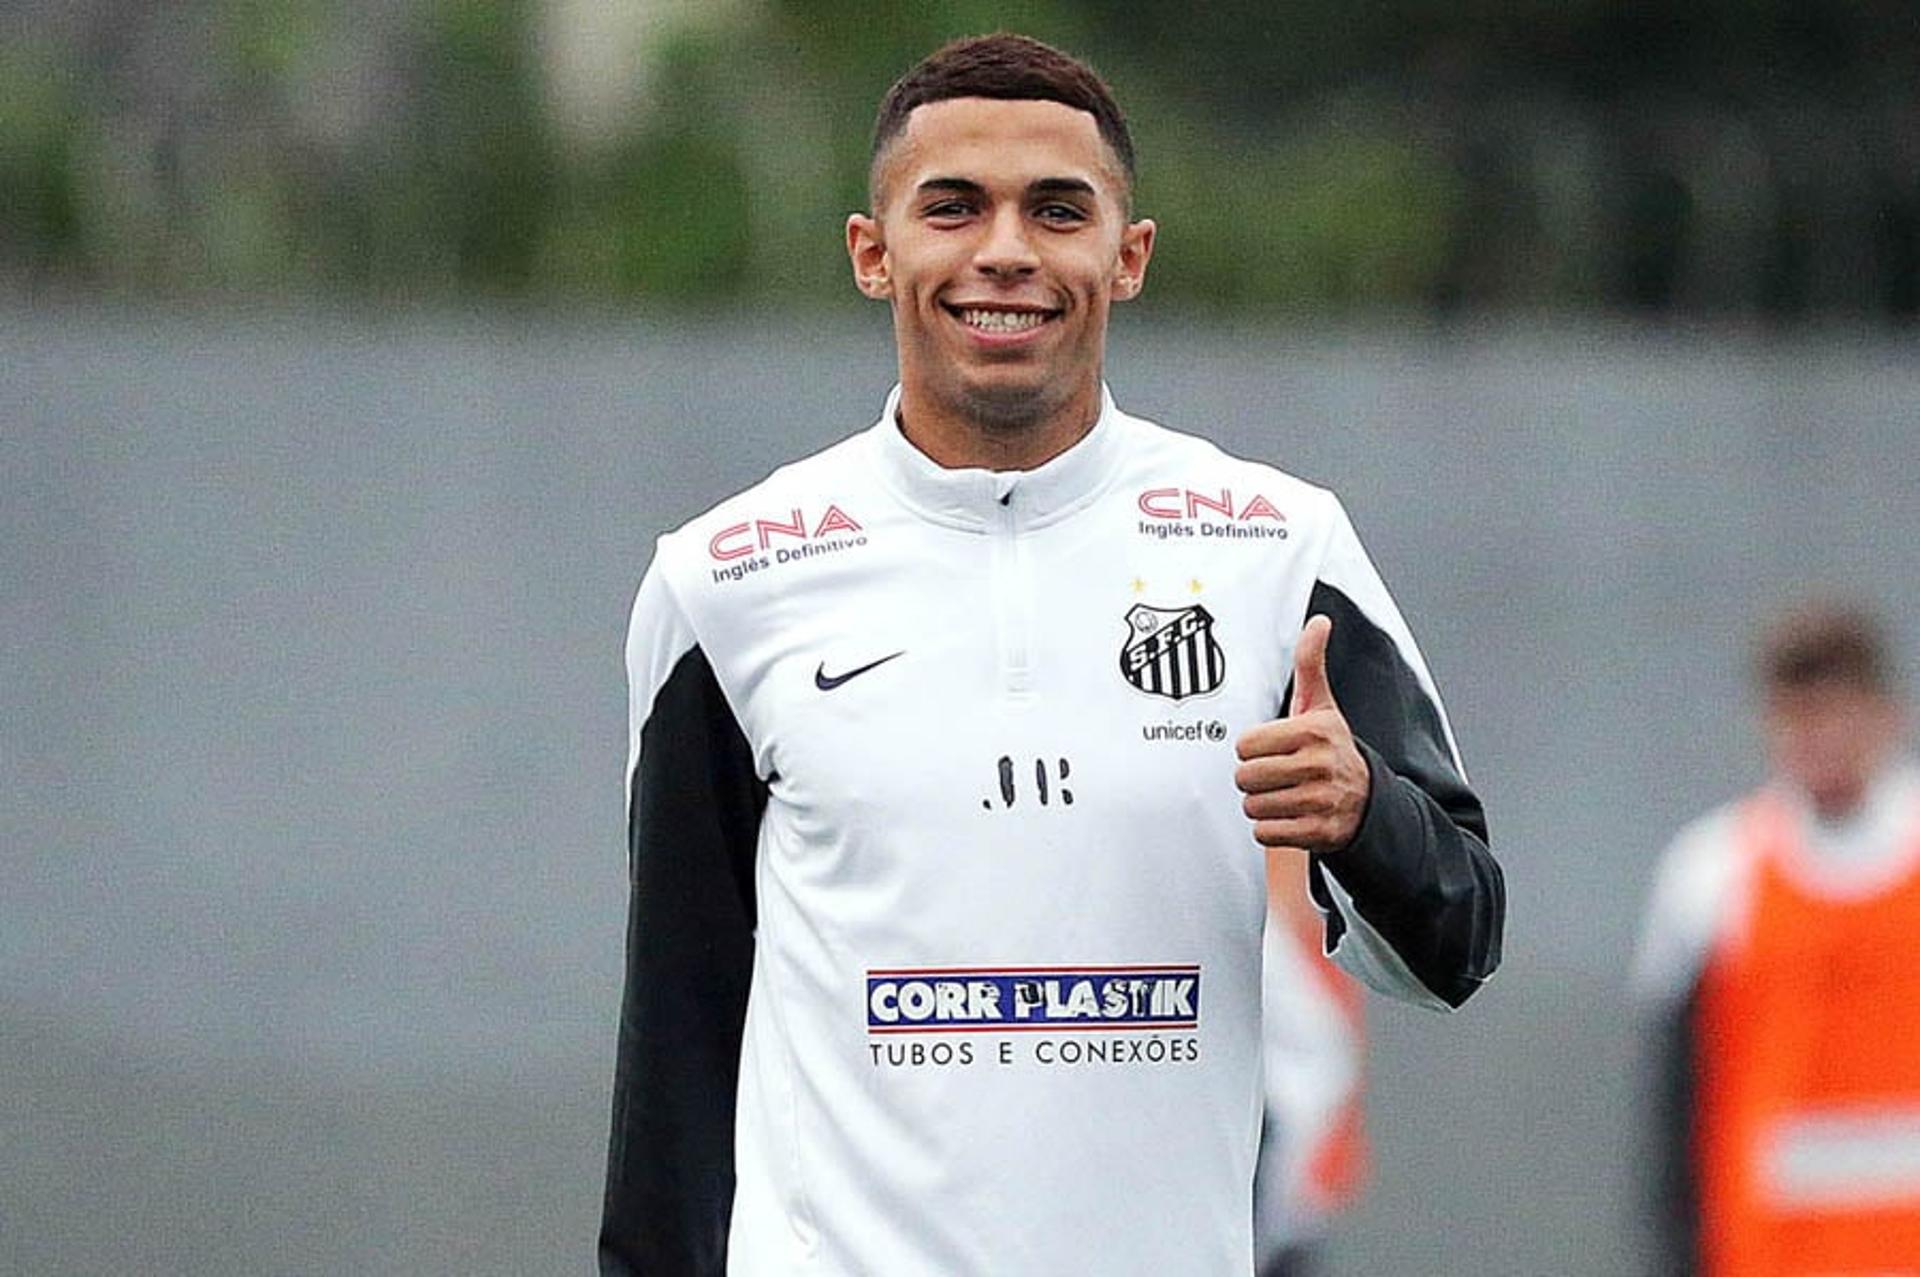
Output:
top-left (973, 206), bottom-right (1039, 278)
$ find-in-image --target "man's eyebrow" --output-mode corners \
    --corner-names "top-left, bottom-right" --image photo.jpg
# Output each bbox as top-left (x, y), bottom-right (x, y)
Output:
top-left (911, 176), bottom-right (1100, 199)
top-left (914, 177), bottom-right (985, 198)
top-left (1028, 177), bottom-right (1097, 198)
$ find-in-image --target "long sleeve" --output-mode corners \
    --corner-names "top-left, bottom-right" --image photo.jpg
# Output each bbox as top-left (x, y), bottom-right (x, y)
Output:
top-left (1629, 813), bottom-right (1737, 1277)
top-left (1643, 990), bottom-right (1702, 1275)
top-left (1299, 501), bottom-right (1505, 1011)
top-left (600, 561), bottom-right (768, 1276)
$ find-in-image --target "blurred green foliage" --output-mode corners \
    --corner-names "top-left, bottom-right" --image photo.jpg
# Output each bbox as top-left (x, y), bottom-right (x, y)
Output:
top-left (0, 41), bottom-right (85, 271)
top-left (2, 0), bottom-right (1914, 319)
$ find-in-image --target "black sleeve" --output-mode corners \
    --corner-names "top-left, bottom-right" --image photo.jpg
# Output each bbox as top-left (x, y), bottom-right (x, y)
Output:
top-left (1299, 581), bottom-right (1506, 1009)
top-left (1644, 991), bottom-right (1702, 1275)
top-left (600, 644), bottom-right (768, 1276)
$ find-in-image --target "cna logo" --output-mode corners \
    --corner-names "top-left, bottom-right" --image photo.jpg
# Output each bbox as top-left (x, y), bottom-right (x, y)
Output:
top-left (708, 505), bottom-right (862, 561)
top-left (706, 504), bottom-right (869, 585)
top-left (1137, 487), bottom-right (1285, 522)
top-left (866, 964), bottom-right (1201, 1034)
top-left (1136, 487), bottom-right (1288, 543)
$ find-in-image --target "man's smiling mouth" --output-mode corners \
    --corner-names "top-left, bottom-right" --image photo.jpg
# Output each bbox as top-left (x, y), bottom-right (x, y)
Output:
top-left (945, 305), bottom-right (1060, 333)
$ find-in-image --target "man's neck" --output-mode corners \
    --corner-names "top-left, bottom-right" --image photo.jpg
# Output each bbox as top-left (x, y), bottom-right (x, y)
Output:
top-left (1787, 757), bottom-right (1905, 831)
top-left (894, 381), bottom-right (1102, 472)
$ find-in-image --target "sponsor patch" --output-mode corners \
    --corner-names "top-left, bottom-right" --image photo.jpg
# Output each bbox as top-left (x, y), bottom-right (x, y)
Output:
top-left (1135, 487), bottom-right (1288, 542)
top-left (866, 964), bottom-right (1201, 1034)
top-left (707, 504), bottom-right (869, 584)
top-left (1141, 718), bottom-right (1230, 744)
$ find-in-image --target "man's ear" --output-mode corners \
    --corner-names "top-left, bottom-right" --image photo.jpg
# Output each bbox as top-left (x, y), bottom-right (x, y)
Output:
top-left (1111, 217), bottom-right (1156, 302)
top-left (847, 214), bottom-right (891, 299)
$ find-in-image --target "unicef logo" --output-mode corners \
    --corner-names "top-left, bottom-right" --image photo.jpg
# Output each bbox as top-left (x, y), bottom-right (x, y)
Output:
top-left (1141, 718), bottom-right (1233, 745)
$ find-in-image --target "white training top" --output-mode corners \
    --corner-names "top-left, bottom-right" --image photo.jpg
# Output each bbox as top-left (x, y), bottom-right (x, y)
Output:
top-left (600, 386), bottom-right (1502, 1277)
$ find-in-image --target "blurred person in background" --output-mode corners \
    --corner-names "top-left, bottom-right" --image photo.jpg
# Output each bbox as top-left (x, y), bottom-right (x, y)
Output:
top-left (1633, 601), bottom-right (1920, 1275)
top-left (601, 32), bottom-right (1501, 1276)
top-left (1255, 850), bottom-right (1368, 1277)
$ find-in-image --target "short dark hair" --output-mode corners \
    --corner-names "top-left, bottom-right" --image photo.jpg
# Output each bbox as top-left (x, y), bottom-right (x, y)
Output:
top-left (1757, 600), bottom-right (1895, 694)
top-left (869, 33), bottom-right (1135, 203)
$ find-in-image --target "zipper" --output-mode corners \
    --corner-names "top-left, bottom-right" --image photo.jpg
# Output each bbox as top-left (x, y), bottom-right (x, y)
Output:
top-left (991, 488), bottom-right (1034, 699)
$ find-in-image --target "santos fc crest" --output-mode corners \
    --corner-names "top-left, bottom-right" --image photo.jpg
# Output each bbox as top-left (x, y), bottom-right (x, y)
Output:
top-left (1119, 604), bottom-right (1225, 701)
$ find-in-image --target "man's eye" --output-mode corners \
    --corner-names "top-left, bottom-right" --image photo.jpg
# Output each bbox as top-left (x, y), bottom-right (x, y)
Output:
top-left (1036, 204), bottom-right (1088, 223)
top-left (925, 201), bottom-right (974, 218)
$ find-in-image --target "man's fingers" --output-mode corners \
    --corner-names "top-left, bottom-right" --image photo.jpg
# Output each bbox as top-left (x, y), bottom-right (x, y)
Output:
top-left (1234, 712), bottom-right (1342, 763)
top-left (1234, 714), bottom-right (1328, 761)
top-left (1236, 615), bottom-right (1365, 855)
top-left (1234, 720), bottom-right (1303, 762)
top-left (1241, 785), bottom-right (1339, 821)
top-left (1249, 817), bottom-right (1337, 849)
top-left (1289, 614), bottom-right (1336, 716)
top-left (1234, 751), bottom-right (1332, 794)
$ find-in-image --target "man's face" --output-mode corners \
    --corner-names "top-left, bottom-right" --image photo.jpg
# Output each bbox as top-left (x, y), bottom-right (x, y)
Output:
top-left (1764, 680), bottom-right (1903, 820)
top-left (847, 97), bottom-right (1154, 433)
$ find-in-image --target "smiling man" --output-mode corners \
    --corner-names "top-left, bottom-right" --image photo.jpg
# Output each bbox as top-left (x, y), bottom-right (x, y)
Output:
top-left (847, 82), bottom-right (1150, 466)
top-left (600, 33), bottom-right (1503, 1277)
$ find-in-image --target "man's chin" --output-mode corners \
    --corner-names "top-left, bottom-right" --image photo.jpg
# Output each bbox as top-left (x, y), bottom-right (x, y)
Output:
top-left (956, 374), bottom-right (1071, 432)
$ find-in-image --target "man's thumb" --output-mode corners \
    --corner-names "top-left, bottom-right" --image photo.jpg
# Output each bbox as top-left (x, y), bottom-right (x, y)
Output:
top-left (1289, 614), bottom-right (1335, 715)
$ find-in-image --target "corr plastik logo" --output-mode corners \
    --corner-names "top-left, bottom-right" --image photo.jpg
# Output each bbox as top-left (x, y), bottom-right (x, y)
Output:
top-left (866, 964), bottom-right (1201, 1034)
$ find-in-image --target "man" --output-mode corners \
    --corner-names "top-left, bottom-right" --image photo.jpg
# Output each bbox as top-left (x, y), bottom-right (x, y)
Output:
top-left (1633, 601), bottom-right (1920, 1274)
top-left (602, 33), bottom-right (1503, 1275)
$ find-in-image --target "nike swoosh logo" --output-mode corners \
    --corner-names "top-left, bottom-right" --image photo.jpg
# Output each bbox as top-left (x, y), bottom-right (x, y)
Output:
top-left (814, 651), bottom-right (905, 691)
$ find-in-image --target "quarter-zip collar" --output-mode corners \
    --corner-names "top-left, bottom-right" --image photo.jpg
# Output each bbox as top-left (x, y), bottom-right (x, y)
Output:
top-left (866, 382), bottom-right (1129, 531)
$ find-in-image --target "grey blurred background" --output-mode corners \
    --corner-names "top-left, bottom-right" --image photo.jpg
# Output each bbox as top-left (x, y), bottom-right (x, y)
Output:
top-left (5, 2), bottom-right (1919, 1274)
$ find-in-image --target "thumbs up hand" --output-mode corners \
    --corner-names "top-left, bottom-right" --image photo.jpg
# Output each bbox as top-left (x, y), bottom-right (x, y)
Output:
top-left (1233, 615), bottom-right (1371, 855)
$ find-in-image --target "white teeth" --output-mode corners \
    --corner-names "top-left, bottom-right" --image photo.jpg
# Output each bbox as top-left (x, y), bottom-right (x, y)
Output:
top-left (960, 308), bottom-right (1048, 333)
